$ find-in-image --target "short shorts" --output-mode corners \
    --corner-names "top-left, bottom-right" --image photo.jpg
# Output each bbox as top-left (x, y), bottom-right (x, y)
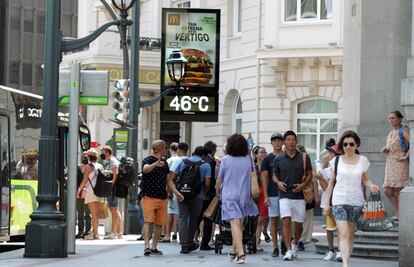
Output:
top-left (107, 195), bottom-right (119, 208)
top-left (268, 197), bottom-right (280, 218)
top-left (332, 205), bottom-right (363, 224)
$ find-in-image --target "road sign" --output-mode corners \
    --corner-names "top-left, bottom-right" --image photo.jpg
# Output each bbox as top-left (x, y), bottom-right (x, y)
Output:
top-left (160, 8), bottom-right (220, 122)
top-left (58, 70), bottom-right (109, 106)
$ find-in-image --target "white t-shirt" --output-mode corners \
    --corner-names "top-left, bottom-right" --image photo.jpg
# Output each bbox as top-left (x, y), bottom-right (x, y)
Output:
top-left (319, 167), bottom-right (332, 209)
top-left (330, 155), bottom-right (370, 207)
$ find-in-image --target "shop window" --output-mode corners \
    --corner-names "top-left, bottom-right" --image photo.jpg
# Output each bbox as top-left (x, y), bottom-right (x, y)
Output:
top-left (296, 99), bottom-right (338, 161)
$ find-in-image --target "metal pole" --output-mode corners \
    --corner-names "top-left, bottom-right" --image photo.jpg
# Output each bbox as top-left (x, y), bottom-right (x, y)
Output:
top-left (24, 0), bottom-right (67, 258)
top-left (127, 1), bottom-right (140, 234)
top-left (66, 63), bottom-right (80, 254)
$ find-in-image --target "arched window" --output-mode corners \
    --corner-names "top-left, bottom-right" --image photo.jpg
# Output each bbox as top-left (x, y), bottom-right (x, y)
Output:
top-left (233, 97), bottom-right (242, 134)
top-left (296, 99), bottom-right (338, 161)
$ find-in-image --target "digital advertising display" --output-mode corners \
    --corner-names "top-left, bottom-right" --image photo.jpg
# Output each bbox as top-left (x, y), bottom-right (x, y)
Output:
top-left (160, 8), bottom-right (220, 122)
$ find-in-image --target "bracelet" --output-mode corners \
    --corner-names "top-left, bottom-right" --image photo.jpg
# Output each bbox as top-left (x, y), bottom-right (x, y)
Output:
top-left (77, 189), bottom-right (81, 192)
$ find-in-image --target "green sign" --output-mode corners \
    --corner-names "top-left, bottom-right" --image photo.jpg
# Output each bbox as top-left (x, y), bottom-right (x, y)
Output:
top-left (59, 96), bottom-right (108, 106)
top-left (114, 129), bottom-right (129, 142)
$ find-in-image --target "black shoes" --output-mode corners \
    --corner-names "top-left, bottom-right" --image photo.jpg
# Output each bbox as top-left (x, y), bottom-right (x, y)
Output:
top-left (200, 245), bottom-right (215, 251)
top-left (181, 243), bottom-right (200, 254)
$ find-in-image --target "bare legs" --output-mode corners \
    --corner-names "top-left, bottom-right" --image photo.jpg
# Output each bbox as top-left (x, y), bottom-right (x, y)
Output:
top-left (336, 221), bottom-right (357, 267)
top-left (384, 187), bottom-right (403, 219)
top-left (109, 207), bottom-right (122, 235)
top-left (163, 214), bottom-right (178, 241)
top-left (270, 217), bottom-right (279, 249)
top-left (144, 222), bottom-right (162, 250)
top-left (230, 219), bottom-right (244, 256)
top-left (87, 202), bottom-right (100, 237)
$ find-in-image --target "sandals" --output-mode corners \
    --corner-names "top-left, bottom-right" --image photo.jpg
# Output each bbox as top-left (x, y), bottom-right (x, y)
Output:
top-left (229, 252), bottom-right (237, 262)
top-left (144, 248), bottom-right (151, 256)
top-left (233, 254), bottom-right (246, 264)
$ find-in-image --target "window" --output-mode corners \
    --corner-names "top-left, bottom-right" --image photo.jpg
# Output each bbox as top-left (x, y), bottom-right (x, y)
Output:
top-left (24, 9), bottom-right (33, 32)
top-left (22, 63), bottom-right (32, 86)
top-left (285, 0), bottom-right (332, 22)
top-left (37, 10), bottom-right (45, 34)
top-left (9, 61), bottom-right (20, 85)
top-left (10, 7), bottom-right (21, 31)
top-left (233, 97), bottom-right (242, 134)
top-left (233, 0), bottom-right (242, 35)
top-left (177, 1), bottom-right (191, 8)
top-left (296, 99), bottom-right (338, 161)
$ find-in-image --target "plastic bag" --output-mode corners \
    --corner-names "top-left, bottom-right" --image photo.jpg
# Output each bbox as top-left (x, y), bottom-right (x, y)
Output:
top-left (357, 193), bottom-right (393, 231)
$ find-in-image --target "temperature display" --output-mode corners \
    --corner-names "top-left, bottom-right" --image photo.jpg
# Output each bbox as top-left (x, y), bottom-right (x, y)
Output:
top-left (163, 95), bottom-right (215, 113)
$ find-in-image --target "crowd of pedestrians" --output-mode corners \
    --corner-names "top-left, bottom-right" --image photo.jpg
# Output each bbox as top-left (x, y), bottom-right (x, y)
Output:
top-left (73, 110), bottom-right (410, 266)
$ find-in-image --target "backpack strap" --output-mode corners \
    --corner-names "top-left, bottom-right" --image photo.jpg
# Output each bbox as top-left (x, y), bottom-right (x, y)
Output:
top-left (87, 163), bottom-right (97, 188)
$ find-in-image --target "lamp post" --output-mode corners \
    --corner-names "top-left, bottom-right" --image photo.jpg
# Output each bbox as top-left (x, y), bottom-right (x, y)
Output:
top-left (24, 0), bottom-right (136, 258)
top-left (166, 50), bottom-right (188, 91)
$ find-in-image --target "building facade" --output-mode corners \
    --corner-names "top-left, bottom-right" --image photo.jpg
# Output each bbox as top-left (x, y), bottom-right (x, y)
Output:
top-left (64, 0), bottom-right (343, 163)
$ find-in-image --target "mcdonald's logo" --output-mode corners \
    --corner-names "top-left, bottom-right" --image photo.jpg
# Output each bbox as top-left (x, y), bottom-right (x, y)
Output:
top-left (168, 14), bottom-right (180, 25)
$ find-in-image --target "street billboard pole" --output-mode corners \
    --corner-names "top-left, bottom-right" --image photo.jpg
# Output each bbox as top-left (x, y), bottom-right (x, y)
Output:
top-left (66, 63), bottom-right (80, 254)
top-left (127, 0), bottom-right (141, 234)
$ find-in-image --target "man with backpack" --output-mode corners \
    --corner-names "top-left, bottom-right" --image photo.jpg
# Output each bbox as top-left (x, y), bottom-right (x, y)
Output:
top-left (167, 146), bottom-right (211, 254)
top-left (198, 141), bottom-right (217, 250)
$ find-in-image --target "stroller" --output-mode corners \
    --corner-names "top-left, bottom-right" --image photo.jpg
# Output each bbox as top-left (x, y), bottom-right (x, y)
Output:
top-left (212, 201), bottom-right (258, 255)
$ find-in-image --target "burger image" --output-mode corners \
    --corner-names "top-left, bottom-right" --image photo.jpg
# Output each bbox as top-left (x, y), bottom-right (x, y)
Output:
top-left (180, 48), bottom-right (213, 84)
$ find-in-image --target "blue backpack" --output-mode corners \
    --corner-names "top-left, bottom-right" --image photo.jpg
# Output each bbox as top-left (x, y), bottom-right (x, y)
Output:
top-left (398, 126), bottom-right (410, 152)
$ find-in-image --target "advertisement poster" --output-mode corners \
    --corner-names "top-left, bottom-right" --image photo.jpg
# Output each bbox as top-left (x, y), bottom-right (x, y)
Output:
top-left (161, 8), bottom-right (220, 122)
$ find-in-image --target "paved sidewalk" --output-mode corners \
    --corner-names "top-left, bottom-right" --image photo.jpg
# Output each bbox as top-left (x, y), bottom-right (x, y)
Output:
top-left (0, 235), bottom-right (398, 267)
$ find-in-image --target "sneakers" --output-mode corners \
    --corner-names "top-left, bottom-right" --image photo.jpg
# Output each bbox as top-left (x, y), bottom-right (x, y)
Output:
top-left (208, 239), bottom-right (215, 247)
top-left (117, 233), bottom-right (123, 239)
top-left (150, 249), bottom-right (163, 255)
top-left (323, 250), bottom-right (336, 261)
top-left (291, 243), bottom-right (299, 258)
top-left (271, 248), bottom-right (279, 257)
top-left (104, 233), bottom-right (116, 240)
top-left (336, 251), bottom-right (343, 262)
top-left (84, 233), bottom-right (94, 240)
top-left (283, 250), bottom-right (293, 261)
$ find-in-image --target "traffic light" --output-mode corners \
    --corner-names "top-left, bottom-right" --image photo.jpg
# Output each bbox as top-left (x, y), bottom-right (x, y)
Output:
top-left (112, 79), bottom-right (130, 121)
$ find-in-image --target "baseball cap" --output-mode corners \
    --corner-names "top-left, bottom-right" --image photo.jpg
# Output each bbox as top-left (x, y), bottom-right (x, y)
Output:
top-left (270, 132), bottom-right (284, 141)
top-left (326, 144), bottom-right (339, 155)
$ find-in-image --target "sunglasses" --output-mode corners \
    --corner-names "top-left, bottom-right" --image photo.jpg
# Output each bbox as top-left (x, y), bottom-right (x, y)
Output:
top-left (343, 142), bottom-right (355, 147)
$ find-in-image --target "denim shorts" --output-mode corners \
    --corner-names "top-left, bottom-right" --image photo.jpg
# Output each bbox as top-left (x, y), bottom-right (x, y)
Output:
top-left (268, 197), bottom-right (280, 218)
top-left (332, 205), bottom-right (363, 224)
top-left (107, 195), bottom-right (119, 208)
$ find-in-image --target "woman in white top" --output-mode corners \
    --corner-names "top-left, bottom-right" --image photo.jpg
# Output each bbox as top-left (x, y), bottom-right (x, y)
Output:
top-left (324, 131), bottom-right (379, 267)
top-left (77, 150), bottom-right (103, 240)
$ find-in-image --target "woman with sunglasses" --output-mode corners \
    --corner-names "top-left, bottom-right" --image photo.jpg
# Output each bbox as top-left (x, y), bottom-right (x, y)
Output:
top-left (381, 111), bottom-right (410, 221)
top-left (324, 130), bottom-right (379, 267)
